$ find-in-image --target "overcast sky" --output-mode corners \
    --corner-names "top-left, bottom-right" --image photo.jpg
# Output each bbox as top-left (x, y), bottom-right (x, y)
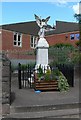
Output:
top-left (0, 1), bottom-right (81, 26)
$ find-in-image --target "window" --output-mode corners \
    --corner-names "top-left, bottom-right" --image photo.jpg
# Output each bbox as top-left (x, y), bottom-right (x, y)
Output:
top-left (75, 33), bottom-right (80, 40)
top-left (13, 32), bottom-right (22, 47)
top-left (70, 34), bottom-right (75, 40)
top-left (30, 36), bottom-right (38, 48)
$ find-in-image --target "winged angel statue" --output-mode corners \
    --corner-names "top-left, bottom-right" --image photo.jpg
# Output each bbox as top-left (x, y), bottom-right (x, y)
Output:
top-left (34, 14), bottom-right (50, 38)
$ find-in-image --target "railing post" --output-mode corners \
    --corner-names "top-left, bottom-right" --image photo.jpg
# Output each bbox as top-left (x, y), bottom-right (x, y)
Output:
top-left (34, 71), bottom-right (36, 90)
top-left (18, 63), bottom-right (22, 89)
top-left (22, 68), bottom-right (24, 87)
top-left (29, 66), bottom-right (32, 88)
top-left (28, 64), bottom-right (29, 78)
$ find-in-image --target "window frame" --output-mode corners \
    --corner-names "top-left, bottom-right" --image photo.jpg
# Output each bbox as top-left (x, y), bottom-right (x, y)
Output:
top-left (70, 34), bottom-right (75, 40)
top-left (13, 32), bottom-right (22, 47)
top-left (75, 33), bottom-right (80, 40)
top-left (30, 35), bottom-right (38, 48)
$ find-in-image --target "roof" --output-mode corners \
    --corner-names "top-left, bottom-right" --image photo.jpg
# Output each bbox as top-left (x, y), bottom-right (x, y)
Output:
top-left (1, 21), bottom-right (79, 36)
top-left (1, 21), bottom-right (53, 36)
top-left (46, 21), bottom-right (79, 35)
top-left (2, 21), bottom-right (40, 36)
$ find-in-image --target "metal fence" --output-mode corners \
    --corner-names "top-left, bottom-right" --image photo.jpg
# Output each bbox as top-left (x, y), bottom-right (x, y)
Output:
top-left (18, 63), bottom-right (74, 89)
top-left (18, 63), bottom-right (34, 89)
top-left (56, 64), bottom-right (74, 87)
top-left (18, 63), bottom-right (47, 89)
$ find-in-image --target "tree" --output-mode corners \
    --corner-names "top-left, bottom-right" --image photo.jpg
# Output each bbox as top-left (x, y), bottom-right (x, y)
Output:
top-left (74, 13), bottom-right (81, 23)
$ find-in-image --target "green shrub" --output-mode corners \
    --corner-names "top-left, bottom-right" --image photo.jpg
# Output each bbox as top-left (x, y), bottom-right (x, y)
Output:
top-left (76, 41), bottom-right (81, 46)
top-left (37, 65), bottom-right (43, 78)
top-left (44, 69), bottom-right (61, 81)
top-left (44, 74), bottom-right (51, 81)
top-left (58, 72), bottom-right (69, 92)
top-left (46, 68), bottom-right (51, 74)
top-left (21, 64), bottom-right (27, 70)
top-left (52, 69), bottom-right (61, 76)
top-left (50, 43), bottom-right (74, 48)
top-left (49, 43), bottom-right (76, 65)
top-left (21, 63), bottom-right (35, 70)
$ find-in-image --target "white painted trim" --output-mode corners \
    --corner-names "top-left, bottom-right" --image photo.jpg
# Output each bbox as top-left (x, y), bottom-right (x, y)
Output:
top-left (13, 32), bottom-right (22, 47)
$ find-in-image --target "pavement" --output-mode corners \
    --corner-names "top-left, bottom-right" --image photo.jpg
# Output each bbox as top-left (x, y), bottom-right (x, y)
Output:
top-left (11, 71), bottom-right (79, 107)
top-left (4, 68), bottom-right (81, 119)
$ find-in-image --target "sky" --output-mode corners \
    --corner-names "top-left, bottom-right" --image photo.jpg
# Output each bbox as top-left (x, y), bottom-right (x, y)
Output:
top-left (0, 1), bottom-right (81, 26)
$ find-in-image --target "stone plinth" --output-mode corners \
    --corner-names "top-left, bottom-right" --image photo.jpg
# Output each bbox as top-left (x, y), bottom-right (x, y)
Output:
top-left (35, 37), bottom-right (50, 71)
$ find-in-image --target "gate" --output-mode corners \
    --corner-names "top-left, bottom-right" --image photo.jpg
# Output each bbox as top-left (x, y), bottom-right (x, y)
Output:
top-left (18, 63), bottom-right (34, 89)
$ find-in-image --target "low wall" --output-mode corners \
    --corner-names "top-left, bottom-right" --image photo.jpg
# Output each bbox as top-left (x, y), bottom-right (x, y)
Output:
top-left (2, 54), bottom-right (11, 116)
top-left (11, 59), bottom-right (35, 66)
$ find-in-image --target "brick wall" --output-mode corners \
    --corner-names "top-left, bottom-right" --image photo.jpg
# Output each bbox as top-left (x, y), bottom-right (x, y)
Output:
top-left (2, 30), bottom-right (32, 51)
top-left (46, 31), bottom-right (79, 47)
top-left (2, 30), bottom-right (35, 60)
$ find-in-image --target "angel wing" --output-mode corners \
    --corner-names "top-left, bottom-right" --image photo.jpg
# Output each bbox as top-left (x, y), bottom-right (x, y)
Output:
top-left (45, 16), bottom-right (50, 25)
top-left (34, 14), bottom-right (41, 27)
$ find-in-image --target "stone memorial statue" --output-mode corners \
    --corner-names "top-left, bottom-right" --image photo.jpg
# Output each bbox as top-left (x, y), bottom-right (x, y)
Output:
top-left (34, 14), bottom-right (50, 72)
top-left (34, 14), bottom-right (50, 38)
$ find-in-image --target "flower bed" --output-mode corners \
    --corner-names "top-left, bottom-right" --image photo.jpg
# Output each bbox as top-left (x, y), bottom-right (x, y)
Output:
top-left (34, 66), bottom-right (69, 91)
top-left (34, 79), bottom-right (58, 91)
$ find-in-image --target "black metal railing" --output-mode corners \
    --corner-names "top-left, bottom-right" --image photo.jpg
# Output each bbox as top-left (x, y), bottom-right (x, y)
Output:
top-left (18, 63), bottom-right (34, 89)
top-left (18, 63), bottom-right (74, 89)
top-left (56, 64), bottom-right (74, 87)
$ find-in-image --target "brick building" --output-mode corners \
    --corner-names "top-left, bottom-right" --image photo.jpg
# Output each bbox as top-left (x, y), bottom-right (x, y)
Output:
top-left (46, 21), bottom-right (79, 47)
top-left (0, 20), bottom-right (79, 65)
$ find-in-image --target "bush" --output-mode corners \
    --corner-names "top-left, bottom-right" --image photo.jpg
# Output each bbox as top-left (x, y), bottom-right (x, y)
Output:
top-left (21, 64), bottom-right (27, 70)
top-left (50, 43), bottom-right (74, 48)
top-left (37, 67), bottom-right (61, 81)
top-left (37, 65), bottom-right (43, 78)
top-left (49, 43), bottom-right (77, 65)
top-left (44, 68), bottom-right (51, 81)
top-left (44, 74), bottom-right (51, 81)
top-left (76, 41), bottom-right (81, 46)
top-left (21, 63), bottom-right (35, 70)
top-left (58, 72), bottom-right (69, 92)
